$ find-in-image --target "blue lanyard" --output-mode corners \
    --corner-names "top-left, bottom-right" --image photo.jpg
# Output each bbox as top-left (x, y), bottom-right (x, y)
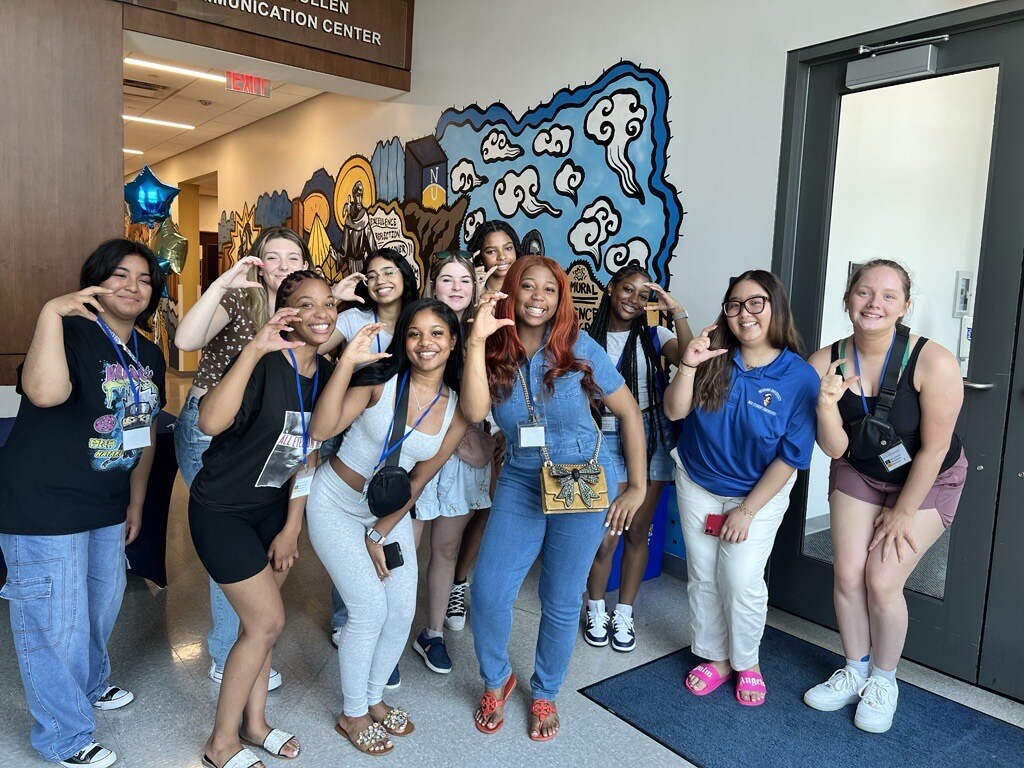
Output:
top-left (96, 318), bottom-right (142, 406)
top-left (852, 331), bottom-right (896, 417)
top-left (377, 372), bottom-right (443, 467)
top-left (372, 311), bottom-right (382, 354)
top-left (287, 349), bottom-right (320, 466)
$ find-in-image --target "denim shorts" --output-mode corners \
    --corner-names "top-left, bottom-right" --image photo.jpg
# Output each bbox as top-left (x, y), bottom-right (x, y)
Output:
top-left (415, 455), bottom-right (491, 521)
top-left (603, 409), bottom-right (675, 485)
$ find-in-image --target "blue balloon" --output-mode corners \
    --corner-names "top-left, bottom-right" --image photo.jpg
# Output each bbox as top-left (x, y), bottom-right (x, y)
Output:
top-left (124, 166), bottom-right (179, 226)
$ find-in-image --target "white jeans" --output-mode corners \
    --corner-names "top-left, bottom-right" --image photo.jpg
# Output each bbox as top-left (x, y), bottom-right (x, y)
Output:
top-left (675, 463), bottom-right (795, 671)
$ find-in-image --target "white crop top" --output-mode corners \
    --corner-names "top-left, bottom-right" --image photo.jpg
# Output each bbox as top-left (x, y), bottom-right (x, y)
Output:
top-left (337, 374), bottom-right (458, 479)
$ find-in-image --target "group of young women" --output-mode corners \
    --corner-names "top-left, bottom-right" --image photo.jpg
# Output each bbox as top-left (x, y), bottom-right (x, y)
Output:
top-left (0, 217), bottom-right (965, 767)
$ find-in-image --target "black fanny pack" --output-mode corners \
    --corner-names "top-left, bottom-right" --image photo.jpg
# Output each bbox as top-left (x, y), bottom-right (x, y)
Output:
top-left (845, 324), bottom-right (909, 461)
top-left (366, 377), bottom-right (413, 518)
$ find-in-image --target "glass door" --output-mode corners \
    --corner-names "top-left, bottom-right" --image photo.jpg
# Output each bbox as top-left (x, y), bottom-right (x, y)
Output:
top-left (769, 9), bottom-right (1024, 692)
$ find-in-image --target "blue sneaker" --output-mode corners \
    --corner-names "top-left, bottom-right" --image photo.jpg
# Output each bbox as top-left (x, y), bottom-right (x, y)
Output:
top-left (385, 665), bottom-right (401, 690)
top-left (413, 630), bottom-right (453, 674)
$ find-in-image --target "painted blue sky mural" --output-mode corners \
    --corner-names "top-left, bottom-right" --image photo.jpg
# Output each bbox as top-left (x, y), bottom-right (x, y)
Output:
top-left (435, 61), bottom-right (682, 287)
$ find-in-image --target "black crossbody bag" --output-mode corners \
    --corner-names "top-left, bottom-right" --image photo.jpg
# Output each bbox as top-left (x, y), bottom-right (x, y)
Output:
top-left (366, 378), bottom-right (414, 518)
top-left (846, 324), bottom-right (910, 461)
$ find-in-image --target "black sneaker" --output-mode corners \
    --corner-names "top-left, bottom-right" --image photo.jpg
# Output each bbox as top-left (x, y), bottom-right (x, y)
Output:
top-left (60, 742), bottom-right (116, 768)
top-left (444, 580), bottom-right (468, 631)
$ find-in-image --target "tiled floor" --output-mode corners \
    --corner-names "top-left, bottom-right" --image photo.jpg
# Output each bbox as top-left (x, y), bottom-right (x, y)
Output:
top-left (1, 373), bottom-right (1021, 767)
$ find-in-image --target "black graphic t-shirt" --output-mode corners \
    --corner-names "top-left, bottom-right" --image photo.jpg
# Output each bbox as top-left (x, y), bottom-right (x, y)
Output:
top-left (190, 351), bottom-right (334, 513)
top-left (0, 316), bottom-right (167, 535)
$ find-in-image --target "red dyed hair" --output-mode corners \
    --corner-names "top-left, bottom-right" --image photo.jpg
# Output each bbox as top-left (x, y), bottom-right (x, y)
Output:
top-left (485, 255), bottom-right (601, 403)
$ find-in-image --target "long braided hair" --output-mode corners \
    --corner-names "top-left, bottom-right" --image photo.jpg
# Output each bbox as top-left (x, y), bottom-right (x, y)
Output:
top-left (587, 264), bottom-right (667, 464)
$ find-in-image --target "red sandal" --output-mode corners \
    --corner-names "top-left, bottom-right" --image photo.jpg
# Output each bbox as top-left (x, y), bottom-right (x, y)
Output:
top-left (475, 674), bottom-right (517, 734)
top-left (529, 699), bottom-right (558, 742)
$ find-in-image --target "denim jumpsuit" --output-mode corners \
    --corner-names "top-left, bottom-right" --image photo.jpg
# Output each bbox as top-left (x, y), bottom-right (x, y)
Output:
top-left (470, 333), bottom-right (624, 699)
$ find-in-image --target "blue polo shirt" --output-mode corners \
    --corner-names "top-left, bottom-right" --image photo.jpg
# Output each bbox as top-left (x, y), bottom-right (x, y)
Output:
top-left (677, 348), bottom-right (818, 496)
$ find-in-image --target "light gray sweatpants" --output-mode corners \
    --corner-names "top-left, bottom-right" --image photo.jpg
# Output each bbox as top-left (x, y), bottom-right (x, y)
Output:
top-left (306, 462), bottom-right (418, 717)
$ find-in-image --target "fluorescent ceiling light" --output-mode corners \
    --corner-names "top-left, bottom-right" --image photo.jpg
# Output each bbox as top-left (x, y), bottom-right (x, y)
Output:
top-left (123, 148), bottom-right (144, 155)
top-left (123, 114), bottom-right (195, 130)
top-left (124, 57), bottom-right (226, 83)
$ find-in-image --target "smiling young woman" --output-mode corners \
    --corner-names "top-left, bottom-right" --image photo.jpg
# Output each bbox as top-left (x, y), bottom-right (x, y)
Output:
top-left (803, 259), bottom-right (966, 734)
top-left (460, 255), bottom-right (646, 742)
top-left (664, 269), bottom-right (818, 708)
top-left (0, 240), bottom-right (166, 767)
top-left (188, 270), bottom-right (339, 768)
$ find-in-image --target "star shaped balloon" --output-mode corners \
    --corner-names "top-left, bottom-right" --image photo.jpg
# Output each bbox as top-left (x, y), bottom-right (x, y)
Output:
top-left (124, 166), bottom-right (179, 227)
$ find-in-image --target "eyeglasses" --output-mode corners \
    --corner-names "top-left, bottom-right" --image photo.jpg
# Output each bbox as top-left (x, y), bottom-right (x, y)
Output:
top-left (366, 267), bottom-right (399, 283)
top-left (722, 295), bottom-right (770, 317)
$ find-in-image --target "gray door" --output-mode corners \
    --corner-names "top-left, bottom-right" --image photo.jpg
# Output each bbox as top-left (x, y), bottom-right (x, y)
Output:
top-left (768, 3), bottom-right (1024, 700)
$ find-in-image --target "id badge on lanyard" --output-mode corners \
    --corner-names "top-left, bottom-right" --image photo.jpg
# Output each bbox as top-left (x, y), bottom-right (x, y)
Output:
top-left (287, 349), bottom-right (320, 496)
top-left (97, 318), bottom-right (152, 450)
top-left (517, 365), bottom-right (548, 448)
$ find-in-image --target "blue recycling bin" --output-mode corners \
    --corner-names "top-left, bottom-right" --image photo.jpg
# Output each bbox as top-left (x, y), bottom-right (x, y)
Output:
top-left (606, 484), bottom-right (670, 592)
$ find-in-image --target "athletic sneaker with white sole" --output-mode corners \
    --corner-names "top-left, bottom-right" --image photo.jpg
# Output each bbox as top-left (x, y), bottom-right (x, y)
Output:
top-left (444, 580), bottom-right (468, 631)
top-left (610, 609), bottom-right (636, 652)
top-left (803, 667), bottom-right (865, 711)
top-left (583, 603), bottom-right (610, 647)
top-left (59, 742), bottom-right (116, 768)
top-left (209, 661), bottom-right (282, 691)
top-left (854, 675), bottom-right (899, 733)
top-left (91, 686), bottom-right (134, 711)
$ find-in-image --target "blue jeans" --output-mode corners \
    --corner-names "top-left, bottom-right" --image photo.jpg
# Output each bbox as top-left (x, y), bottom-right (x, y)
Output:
top-left (176, 395), bottom-right (348, 656)
top-left (471, 464), bottom-right (611, 699)
top-left (0, 523), bottom-right (126, 762)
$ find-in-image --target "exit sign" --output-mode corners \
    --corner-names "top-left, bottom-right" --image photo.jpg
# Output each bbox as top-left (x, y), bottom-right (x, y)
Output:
top-left (225, 71), bottom-right (271, 98)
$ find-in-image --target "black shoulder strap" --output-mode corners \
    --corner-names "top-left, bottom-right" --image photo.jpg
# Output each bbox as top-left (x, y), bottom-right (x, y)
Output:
top-left (874, 324), bottom-right (910, 419)
top-left (385, 377), bottom-right (411, 468)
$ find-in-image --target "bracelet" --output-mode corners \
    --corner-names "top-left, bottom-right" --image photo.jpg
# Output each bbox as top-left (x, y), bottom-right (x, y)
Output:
top-left (672, 308), bottom-right (689, 320)
top-left (681, 362), bottom-right (697, 369)
top-left (739, 504), bottom-right (756, 519)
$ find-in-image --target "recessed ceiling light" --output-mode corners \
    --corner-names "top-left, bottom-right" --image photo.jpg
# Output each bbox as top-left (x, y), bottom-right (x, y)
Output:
top-left (123, 114), bottom-right (195, 130)
top-left (124, 57), bottom-right (226, 83)
top-left (123, 148), bottom-right (144, 155)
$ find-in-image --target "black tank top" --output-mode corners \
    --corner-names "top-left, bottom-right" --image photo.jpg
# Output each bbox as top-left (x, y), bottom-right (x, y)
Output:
top-left (831, 337), bottom-right (962, 484)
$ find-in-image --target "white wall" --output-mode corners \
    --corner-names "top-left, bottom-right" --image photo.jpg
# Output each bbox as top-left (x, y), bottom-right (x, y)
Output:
top-left (199, 194), bottom-right (220, 233)
top-left (804, 66), bottom-right (998, 526)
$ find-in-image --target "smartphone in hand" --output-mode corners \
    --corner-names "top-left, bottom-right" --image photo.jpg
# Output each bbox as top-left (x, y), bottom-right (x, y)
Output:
top-left (704, 513), bottom-right (727, 537)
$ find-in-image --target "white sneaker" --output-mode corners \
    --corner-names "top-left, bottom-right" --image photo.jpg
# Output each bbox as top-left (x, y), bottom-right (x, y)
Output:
top-left (60, 742), bottom-right (116, 767)
top-left (209, 661), bottom-right (282, 691)
top-left (854, 675), bottom-right (899, 733)
top-left (91, 686), bottom-right (134, 711)
top-left (444, 580), bottom-right (468, 631)
top-left (803, 667), bottom-right (865, 711)
top-left (583, 604), bottom-right (610, 647)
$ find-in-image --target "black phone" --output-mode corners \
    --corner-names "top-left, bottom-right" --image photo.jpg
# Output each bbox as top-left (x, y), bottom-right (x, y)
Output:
top-left (383, 541), bottom-right (404, 570)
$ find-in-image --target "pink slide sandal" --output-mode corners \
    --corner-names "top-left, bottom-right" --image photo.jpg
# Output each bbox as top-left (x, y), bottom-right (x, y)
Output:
top-left (685, 663), bottom-right (733, 696)
top-left (735, 669), bottom-right (767, 707)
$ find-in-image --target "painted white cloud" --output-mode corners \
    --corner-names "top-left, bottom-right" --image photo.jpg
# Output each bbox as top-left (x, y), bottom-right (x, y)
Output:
top-left (450, 159), bottom-right (488, 194)
top-left (463, 208), bottom-right (485, 246)
top-left (553, 160), bottom-right (585, 205)
top-left (493, 167), bottom-right (562, 219)
top-left (480, 129), bottom-right (524, 162)
top-left (532, 125), bottom-right (573, 157)
top-left (604, 237), bottom-right (651, 273)
top-left (568, 196), bottom-right (621, 267)
top-left (584, 90), bottom-right (647, 203)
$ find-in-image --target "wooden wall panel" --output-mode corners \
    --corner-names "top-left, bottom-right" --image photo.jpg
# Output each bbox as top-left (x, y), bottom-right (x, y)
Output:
top-left (0, 0), bottom-right (124, 382)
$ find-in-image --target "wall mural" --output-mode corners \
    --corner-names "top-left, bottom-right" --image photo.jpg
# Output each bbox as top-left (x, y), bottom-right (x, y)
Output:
top-left (215, 61), bottom-right (682, 325)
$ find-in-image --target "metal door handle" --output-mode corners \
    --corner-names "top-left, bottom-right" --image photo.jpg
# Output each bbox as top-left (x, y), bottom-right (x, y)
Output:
top-left (963, 380), bottom-right (994, 391)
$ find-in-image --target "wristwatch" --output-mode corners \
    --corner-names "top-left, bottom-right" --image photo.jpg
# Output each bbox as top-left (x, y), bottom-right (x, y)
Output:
top-left (366, 528), bottom-right (385, 545)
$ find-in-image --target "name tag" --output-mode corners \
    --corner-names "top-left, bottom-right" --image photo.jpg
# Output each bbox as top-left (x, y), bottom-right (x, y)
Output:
top-left (122, 426), bottom-right (151, 451)
top-left (879, 441), bottom-right (912, 472)
top-left (519, 422), bottom-right (546, 448)
top-left (291, 465), bottom-right (316, 499)
top-left (601, 415), bottom-right (618, 433)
